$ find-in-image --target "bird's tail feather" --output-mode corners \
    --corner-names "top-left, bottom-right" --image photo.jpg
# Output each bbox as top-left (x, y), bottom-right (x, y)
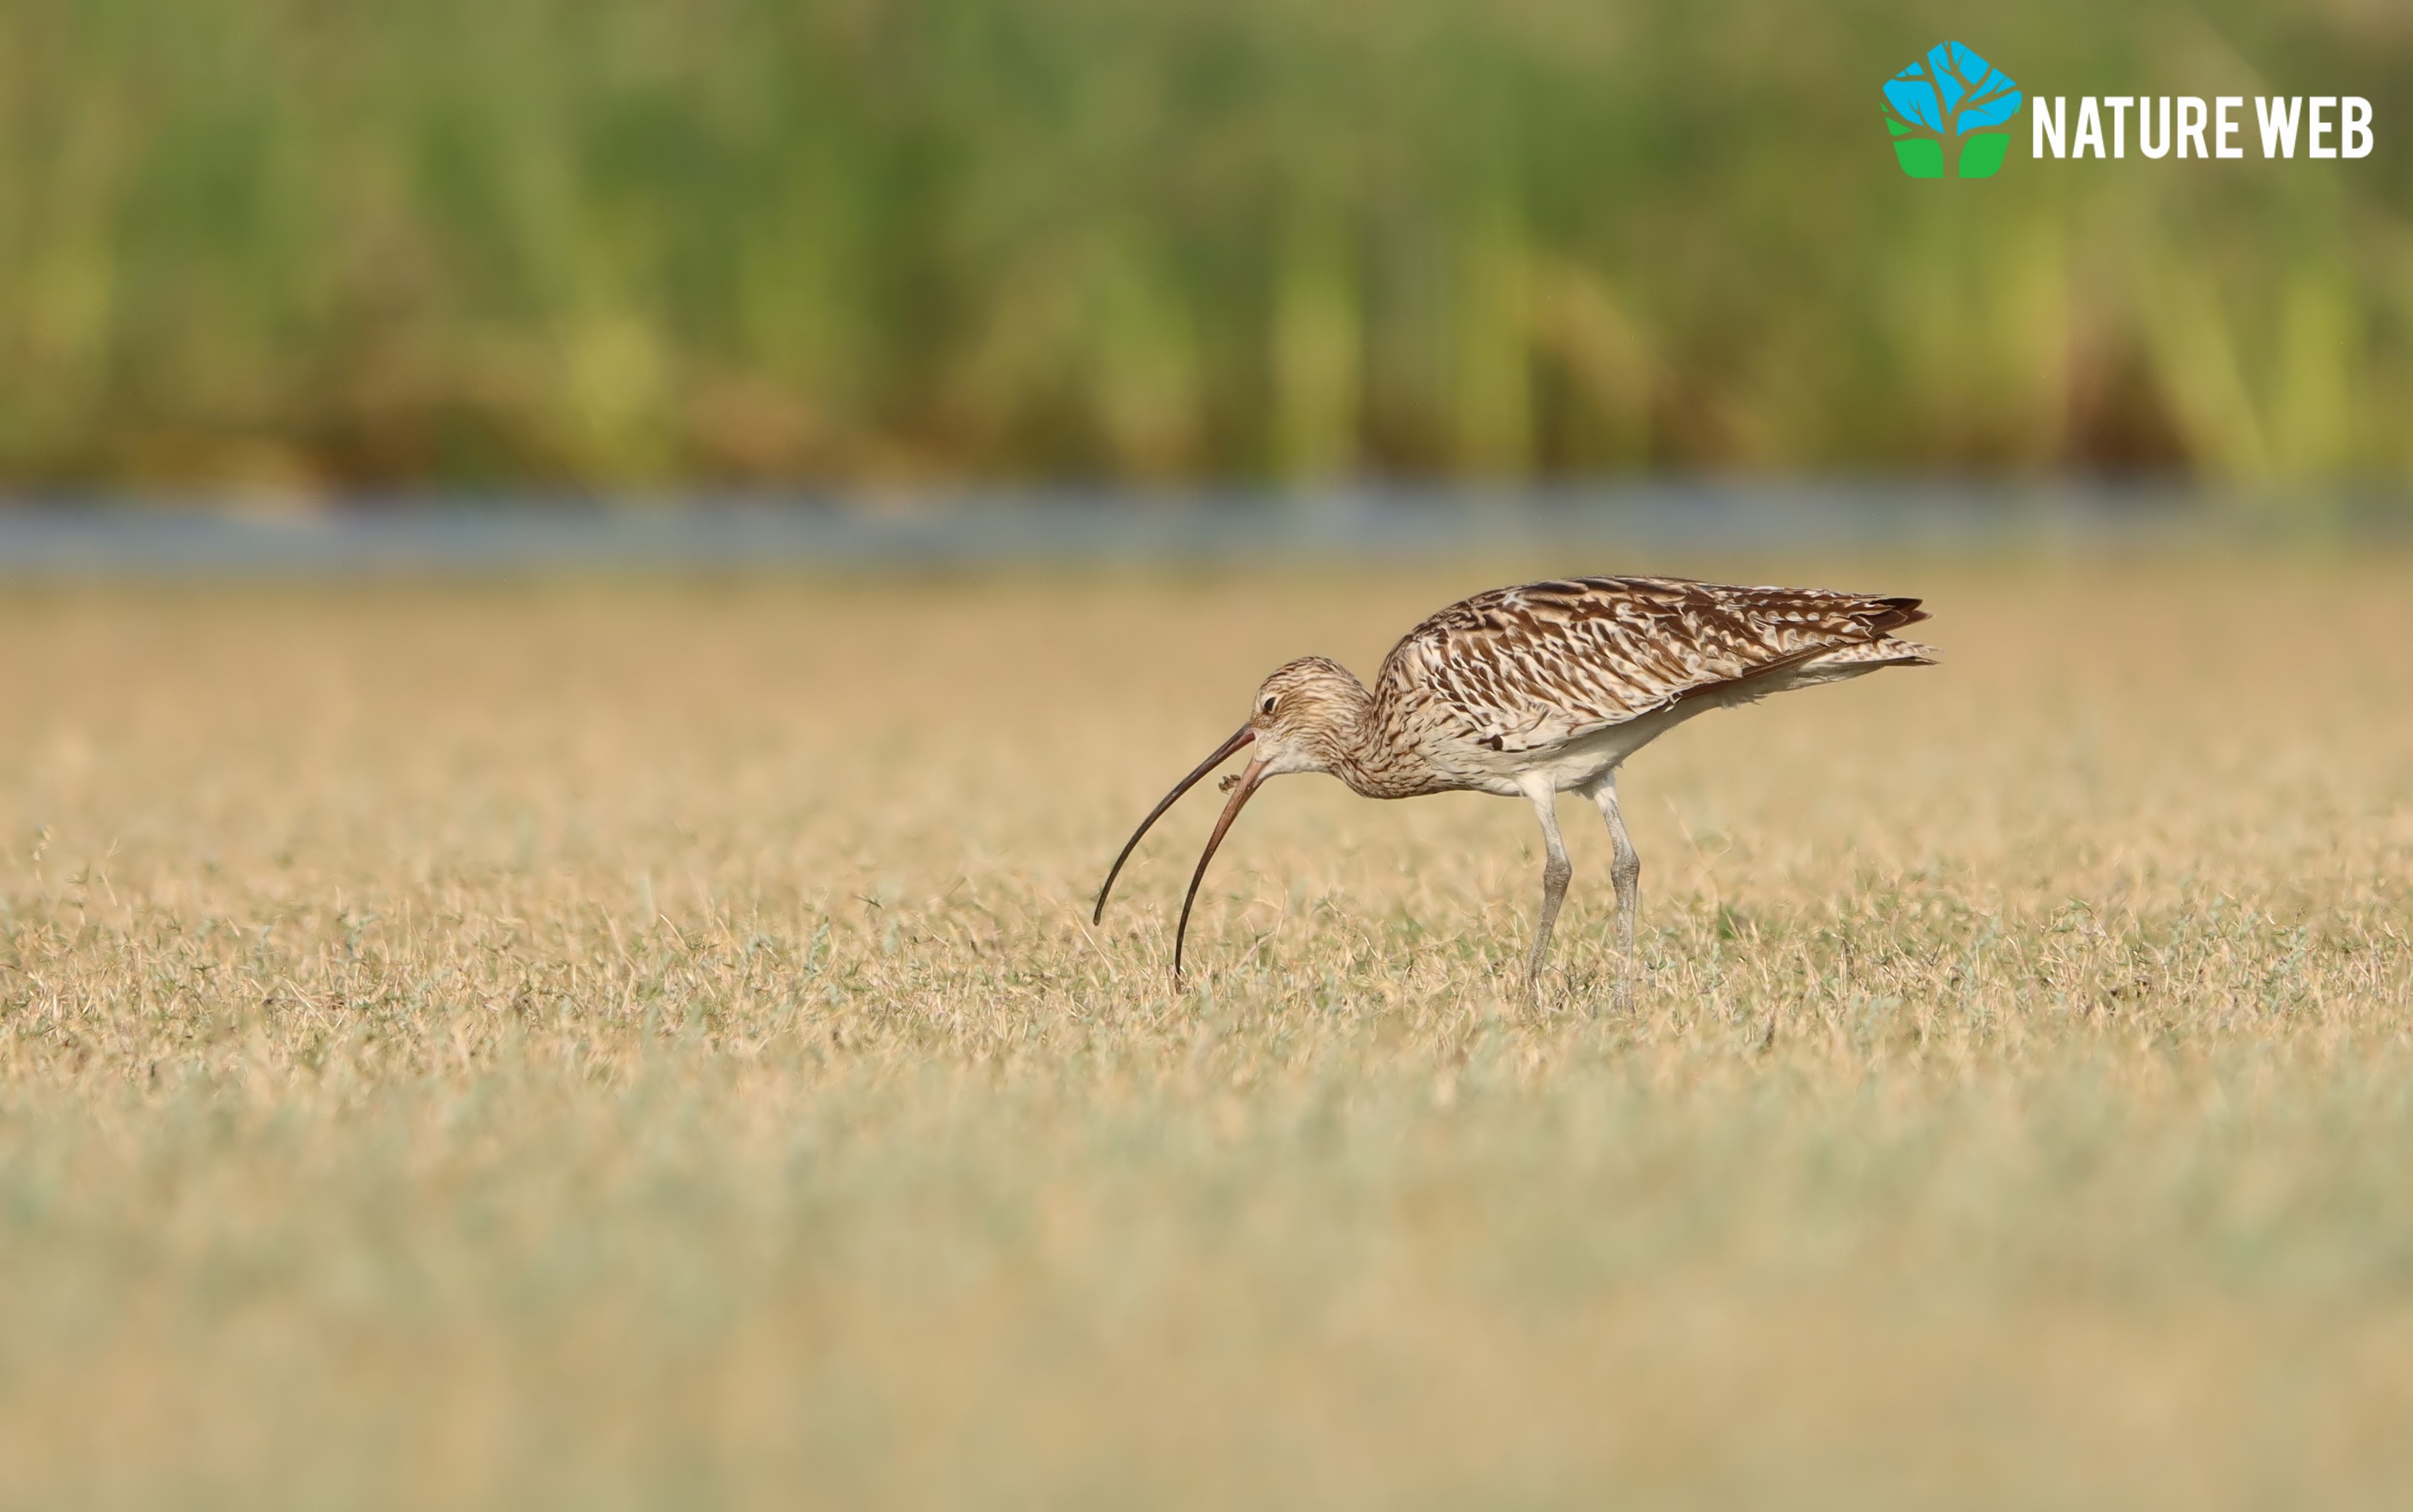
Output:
top-left (1869, 596), bottom-right (1929, 633)
top-left (1840, 636), bottom-right (1940, 666)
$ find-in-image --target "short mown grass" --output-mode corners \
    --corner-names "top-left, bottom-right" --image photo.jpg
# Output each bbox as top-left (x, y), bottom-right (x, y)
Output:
top-left (3, 558), bottom-right (2411, 1508)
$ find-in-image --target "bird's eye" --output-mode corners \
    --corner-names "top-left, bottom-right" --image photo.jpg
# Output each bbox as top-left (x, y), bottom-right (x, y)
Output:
top-left (1259, 695), bottom-right (1278, 715)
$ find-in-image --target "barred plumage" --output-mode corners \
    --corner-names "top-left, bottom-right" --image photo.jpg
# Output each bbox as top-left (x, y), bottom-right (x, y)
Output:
top-left (1095, 576), bottom-right (1938, 999)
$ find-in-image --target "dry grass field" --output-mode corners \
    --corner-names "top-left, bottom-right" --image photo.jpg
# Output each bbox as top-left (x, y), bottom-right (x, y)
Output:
top-left (3, 556), bottom-right (2412, 1509)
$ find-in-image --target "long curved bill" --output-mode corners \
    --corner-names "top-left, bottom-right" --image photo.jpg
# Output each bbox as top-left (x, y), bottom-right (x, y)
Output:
top-left (1172, 753), bottom-right (1269, 983)
top-left (1093, 724), bottom-right (1255, 926)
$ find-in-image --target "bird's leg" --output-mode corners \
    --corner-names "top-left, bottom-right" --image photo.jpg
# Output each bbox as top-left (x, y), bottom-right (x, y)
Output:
top-left (1586, 771), bottom-right (1642, 997)
top-left (1519, 777), bottom-right (1573, 1005)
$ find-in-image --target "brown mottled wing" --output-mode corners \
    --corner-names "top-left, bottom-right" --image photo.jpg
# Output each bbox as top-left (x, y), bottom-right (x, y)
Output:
top-left (1378, 577), bottom-right (1928, 753)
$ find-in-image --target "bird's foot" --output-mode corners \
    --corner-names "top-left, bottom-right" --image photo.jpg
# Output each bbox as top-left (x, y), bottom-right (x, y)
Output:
top-left (1610, 948), bottom-right (1642, 1013)
top-left (1518, 969), bottom-right (1552, 1015)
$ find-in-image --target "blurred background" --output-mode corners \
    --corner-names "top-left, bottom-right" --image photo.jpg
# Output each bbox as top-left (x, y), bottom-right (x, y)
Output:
top-left (1, 0), bottom-right (2407, 508)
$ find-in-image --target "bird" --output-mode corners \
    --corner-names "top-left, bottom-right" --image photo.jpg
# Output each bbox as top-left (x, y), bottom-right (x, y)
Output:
top-left (1092, 575), bottom-right (1938, 999)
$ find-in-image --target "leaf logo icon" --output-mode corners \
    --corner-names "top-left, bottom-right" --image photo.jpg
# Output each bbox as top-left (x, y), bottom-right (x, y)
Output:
top-left (1884, 42), bottom-right (2022, 179)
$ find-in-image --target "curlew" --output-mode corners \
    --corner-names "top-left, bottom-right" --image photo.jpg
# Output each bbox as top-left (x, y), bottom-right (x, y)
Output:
top-left (1093, 576), bottom-right (1937, 998)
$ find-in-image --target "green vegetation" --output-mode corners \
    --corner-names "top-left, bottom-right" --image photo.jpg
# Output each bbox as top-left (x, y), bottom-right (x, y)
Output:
top-left (0, 0), bottom-right (2408, 493)
top-left (3, 563), bottom-right (2411, 1503)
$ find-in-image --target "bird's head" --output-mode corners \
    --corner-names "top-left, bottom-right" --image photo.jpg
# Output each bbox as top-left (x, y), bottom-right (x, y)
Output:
top-left (1243, 656), bottom-right (1370, 776)
top-left (1091, 655), bottom-right (1371, 981)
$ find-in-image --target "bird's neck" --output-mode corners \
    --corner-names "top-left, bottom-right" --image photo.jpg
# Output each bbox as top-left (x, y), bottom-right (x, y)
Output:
top-left (1317, 676), bottom-right (1427, 799)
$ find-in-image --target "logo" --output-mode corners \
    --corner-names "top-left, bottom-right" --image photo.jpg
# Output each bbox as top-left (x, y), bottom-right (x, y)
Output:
top-left (1884, 41), bottom-right (2023, 179)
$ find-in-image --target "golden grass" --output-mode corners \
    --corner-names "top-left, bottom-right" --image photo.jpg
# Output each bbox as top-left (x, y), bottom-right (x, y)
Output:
top-left (3, 557), bottom-right (2412, 1508)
